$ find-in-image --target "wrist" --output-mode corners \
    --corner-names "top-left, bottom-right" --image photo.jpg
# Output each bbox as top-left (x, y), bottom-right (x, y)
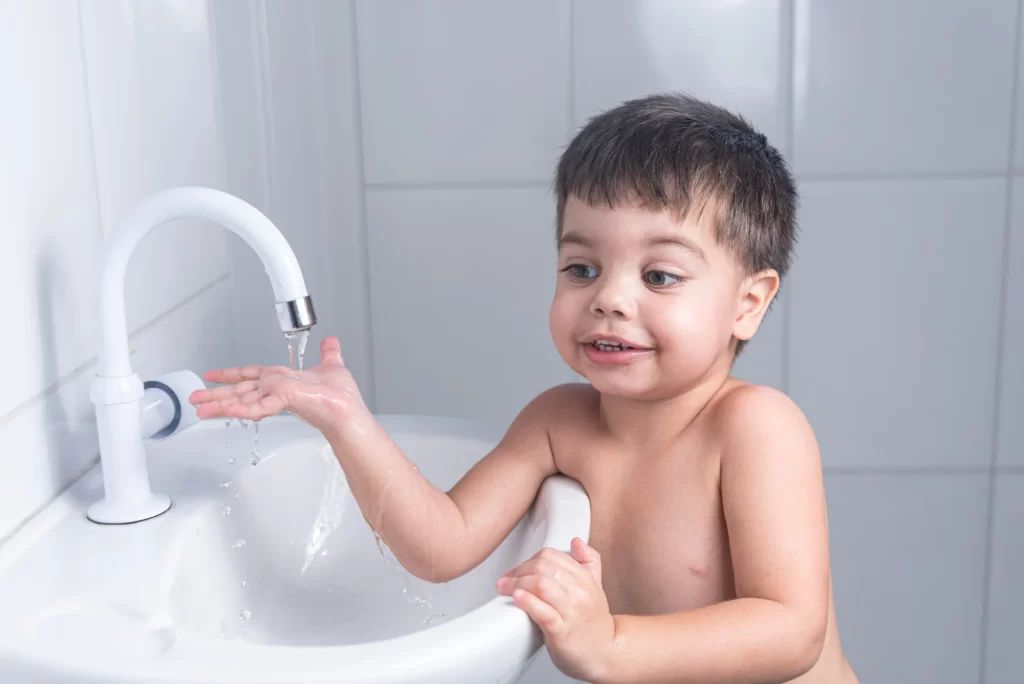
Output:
top-left (591, 615), bottom-right (629, 684)
top-left (323, 404), bottom-right (376, 446)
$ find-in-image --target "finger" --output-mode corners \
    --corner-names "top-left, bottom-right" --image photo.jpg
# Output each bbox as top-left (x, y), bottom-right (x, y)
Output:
top-left (320, 337), bottom-right (344, 366)
top-left (189, 380), bottom-right (258, 406)
top-left (570, 537), bottom-right (602, 585)
top-left (505, 547), bottom-right (581, 580)
top-left (511, 589), bottom-right (564, 635)
top-left (498, 573), bottom-right (571, 612)
top-left (501, 558), bottom-right (567, 585)
top-left (206, 365), bottom-right (292, 385)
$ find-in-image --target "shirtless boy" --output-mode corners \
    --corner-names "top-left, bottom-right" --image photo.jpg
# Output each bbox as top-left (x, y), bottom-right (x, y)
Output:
top-left (191, 93), bottom-right (858, 683)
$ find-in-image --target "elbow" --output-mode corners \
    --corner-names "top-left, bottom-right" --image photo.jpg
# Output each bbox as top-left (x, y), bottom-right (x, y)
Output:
top-left (786, 605), bottom-right (829, 677)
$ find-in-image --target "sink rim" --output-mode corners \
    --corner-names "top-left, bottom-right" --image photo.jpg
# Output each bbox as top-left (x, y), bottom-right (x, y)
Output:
top-left (0, 413), bottom-right (591, 683)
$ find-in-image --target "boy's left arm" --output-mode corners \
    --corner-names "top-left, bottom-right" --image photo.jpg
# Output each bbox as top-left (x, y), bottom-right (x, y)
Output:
top-left (497, 386), bottom-right (831, 683)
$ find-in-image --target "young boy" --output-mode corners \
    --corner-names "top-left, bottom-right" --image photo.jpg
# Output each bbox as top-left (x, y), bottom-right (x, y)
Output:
top-left (190, 93), bottom-right (858, 683)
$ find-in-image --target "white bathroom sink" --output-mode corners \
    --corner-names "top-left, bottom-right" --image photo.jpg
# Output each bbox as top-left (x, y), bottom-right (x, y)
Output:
top-left (0, 413), bottom-right (590, 683)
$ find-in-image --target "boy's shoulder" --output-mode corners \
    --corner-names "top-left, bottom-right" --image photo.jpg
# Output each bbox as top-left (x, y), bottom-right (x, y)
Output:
top-left (710, 379), bottom-right (819, 465)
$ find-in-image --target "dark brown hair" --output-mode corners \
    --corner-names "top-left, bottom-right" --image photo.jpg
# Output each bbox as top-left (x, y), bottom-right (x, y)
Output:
top-left (554, 92), bottom-right (798, 355)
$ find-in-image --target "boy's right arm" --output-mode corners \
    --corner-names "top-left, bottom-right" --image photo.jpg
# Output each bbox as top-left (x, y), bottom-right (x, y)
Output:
top-left (190, 336), bottom-right (563, 583)
top-left (326, 387), bottom-right (561, 583)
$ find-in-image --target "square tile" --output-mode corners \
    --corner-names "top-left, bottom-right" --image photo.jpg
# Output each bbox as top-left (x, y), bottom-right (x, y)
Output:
top-left (825, 473), bottom-right (989, 684)
top-left (0, 2), bottom-right (103, 418)
top-left (366, 187), bottom-right (575, 426)
top-left (80, 0), bottom-right (231, 336)
top-left (355, 0), bottom-right (571, 184)
top-left (573, 0), bottom-right (787, 152)
top-left (789, 179), bottom-right (1005, 468)
top-left (998, 181), bottom-right (1024, 467)
top-left (793, 0), bottom-right (1017, 174)
top-left (985, 474), bottom-right (1024, 684)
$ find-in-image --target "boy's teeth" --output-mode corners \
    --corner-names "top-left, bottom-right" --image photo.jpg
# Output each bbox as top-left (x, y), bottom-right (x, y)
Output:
top-left (593, 340), bottom-right (632, 351)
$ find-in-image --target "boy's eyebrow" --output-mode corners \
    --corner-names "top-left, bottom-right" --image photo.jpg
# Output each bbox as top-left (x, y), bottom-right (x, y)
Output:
top-left (558, 231), bottom-right (707, 261)
top-left (648, 234), bottom-right (707, 261)
top-left (557, 231), bottom-right (592, 248)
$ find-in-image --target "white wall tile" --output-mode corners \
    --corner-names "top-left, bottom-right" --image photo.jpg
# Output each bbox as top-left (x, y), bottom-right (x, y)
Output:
top-left (999, 180), bottom-right (1024, 467)
top-left (793, 0), bottom-right (1017, 175)
top-left (80, 0), bottom-right (232, 336)
top-left (790, 179), bottom-right (1005, 468)
top-left (985, 474), bottom-right (1024, 684)
top-left (826, 473), bottom-right (988, 684)
top-left (366, 187), bottom-right (575, 426)
top-left (0, 2), bottom-right (103, 418)
top-left (0, 278), bottom-right (236, 541)
top-left (573, 0), bottom-right (786, 152)
top-left (355, 0), bottom-right (571, 185)
top-left (214, 0), bottom-right (372, 396)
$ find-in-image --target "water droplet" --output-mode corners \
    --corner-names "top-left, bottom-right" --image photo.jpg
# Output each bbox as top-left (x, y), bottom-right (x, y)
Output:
top-left (240, 580), bottom-right (247, 588)
top-left (222, 505), bottom-right (232, 516)
top-left (225, 420), bottom-right (233, 428)
top-left (233, 539), bottom-right (246, 549)
top-left (320, 550), bottom-right (328, 557)
top-left (220, 481), bottom-right (234, 489)
top-left (239, 609), bottom-right (251, 620)
top-left (250, 452), bottom-right (261, 466)
top-left (235, 493), bottom-right (240, 499)
top-left (228, 457), bottom-right (236, 465)
top-left (221, 444), bottom-right (228, 450)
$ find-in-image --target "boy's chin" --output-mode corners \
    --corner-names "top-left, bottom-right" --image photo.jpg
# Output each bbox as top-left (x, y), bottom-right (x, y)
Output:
top-left (579, 373), bottom-right (660, 400)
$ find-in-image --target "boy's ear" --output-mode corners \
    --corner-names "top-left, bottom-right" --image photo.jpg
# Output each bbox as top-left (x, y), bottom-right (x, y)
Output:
top-left (733, 269), bottom-right (780, 341)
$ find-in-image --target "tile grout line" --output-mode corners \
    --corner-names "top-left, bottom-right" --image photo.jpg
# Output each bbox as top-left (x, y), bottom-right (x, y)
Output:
top-left (349, 0), bottom-right (378, 411)
top-left (364, 180), bottom-right (552, 192)
top-left (567, 0), bottom-right (576, 138)
top-left (798, 169), bottom-right (1009, 182)
top-left (823, 467), bottom-right (991, 476)
top-left (979, 1), bottom-right (1023, 680)
top-left (780, 0), bottom-right (796, 395)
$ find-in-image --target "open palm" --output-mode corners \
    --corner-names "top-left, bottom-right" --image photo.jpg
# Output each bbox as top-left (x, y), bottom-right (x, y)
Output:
top-left (188, 336), bottom-right (366, 436)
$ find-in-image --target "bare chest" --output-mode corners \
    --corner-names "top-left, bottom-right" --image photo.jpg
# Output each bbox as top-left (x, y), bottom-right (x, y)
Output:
top-left (558, 445), bottom-right (734, 616)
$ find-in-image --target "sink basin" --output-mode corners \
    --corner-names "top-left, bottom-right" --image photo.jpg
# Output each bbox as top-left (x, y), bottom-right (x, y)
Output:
top-left (0, 413), bottom-right (590, 683)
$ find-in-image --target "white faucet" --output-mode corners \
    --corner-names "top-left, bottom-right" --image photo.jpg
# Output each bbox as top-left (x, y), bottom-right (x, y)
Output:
top-left (87, 187), bottom-right (316, 524)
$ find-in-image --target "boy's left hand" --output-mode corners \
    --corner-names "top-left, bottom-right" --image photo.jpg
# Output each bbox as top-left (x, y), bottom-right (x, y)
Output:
top-left (497, 537), bottom-right (616, 682)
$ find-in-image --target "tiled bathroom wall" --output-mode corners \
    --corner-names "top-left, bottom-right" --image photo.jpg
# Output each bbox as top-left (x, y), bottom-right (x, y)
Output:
top-left (3, 1), bottom-right (1023, 682)
top-left (0, 1), bottom-right (237, 541)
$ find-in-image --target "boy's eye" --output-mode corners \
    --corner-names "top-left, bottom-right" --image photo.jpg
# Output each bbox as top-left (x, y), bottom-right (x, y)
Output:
top-left (563, 264), bottom-right (598, 280)
top-left (644, 270), bottom-right (682, 287)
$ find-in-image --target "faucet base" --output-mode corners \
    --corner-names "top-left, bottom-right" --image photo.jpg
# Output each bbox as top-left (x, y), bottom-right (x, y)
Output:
top-left (87, 493), bottom-right (171, 525)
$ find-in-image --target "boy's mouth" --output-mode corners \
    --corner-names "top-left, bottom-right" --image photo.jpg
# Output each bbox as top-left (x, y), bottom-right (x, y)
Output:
top-left (581, 337), bottom-right (653, 365)
top-left (591, 340), bottom-right (635, 352)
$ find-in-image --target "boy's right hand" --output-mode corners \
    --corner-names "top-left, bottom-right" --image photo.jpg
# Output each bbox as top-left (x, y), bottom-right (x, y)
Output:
top-left (188, 336), bottom-right (367, 439)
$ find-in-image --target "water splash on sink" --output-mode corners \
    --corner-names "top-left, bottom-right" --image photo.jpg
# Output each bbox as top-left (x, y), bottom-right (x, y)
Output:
top-left (374, 532), bottom-right (445, 625)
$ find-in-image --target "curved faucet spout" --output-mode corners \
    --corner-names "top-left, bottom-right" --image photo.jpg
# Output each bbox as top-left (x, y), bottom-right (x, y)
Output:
top-left (88, 187), bottom-right (317, 524)
top-left (98, 187), bottom-right (315, 378)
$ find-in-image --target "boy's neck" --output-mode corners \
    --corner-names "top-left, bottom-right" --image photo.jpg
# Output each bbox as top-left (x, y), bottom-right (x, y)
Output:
top-left (597, 366), bottom-right (733, 449)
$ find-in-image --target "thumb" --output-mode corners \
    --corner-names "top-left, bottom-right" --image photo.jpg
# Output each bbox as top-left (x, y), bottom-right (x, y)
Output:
top-left (320, 337), bottom-right (344, 366)
top-left (570, 537), bottom-right (601, 585)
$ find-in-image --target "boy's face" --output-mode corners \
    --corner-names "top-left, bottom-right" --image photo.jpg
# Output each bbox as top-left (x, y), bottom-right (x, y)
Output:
top-left (549, 196), bottom-right (776, 400)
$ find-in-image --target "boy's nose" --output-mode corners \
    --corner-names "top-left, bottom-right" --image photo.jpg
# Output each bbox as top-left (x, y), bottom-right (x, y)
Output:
top-left (589, 277), bottom-right (636, 319)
